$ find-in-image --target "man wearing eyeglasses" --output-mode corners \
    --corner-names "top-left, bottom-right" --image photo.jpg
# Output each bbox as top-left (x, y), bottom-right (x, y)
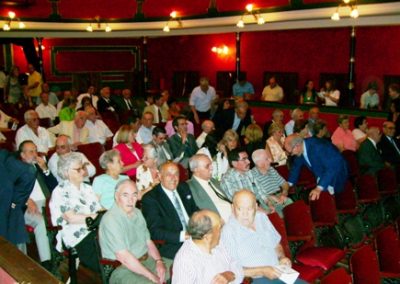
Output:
top-left (284, 134), bottom-right (348, 201)
top-left (378, 121), bottom-right (400, 169)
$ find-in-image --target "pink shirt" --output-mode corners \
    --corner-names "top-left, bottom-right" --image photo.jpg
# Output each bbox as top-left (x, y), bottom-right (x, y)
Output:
top-left (165, 120), bottom-right (194, 137)
top-left (331, 127), bottom-right (357, 151)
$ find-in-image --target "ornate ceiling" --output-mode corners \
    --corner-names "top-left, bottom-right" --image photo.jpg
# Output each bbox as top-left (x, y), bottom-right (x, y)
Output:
top-left (0, 0), bottom-right (399, 37)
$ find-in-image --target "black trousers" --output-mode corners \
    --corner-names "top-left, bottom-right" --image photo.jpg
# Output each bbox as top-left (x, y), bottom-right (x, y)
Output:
top-left (74, 231), bottom-right (101, 273)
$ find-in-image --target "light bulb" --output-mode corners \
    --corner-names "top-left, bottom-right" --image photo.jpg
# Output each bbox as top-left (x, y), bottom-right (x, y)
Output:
top-left (163, 25), bottom-right (170, 32)
top-left (8, 11), bottom-right (16, 19)
top-left (343, 0), bottom-right (350, 4)
top-left (170, 11), bottom-right (177, 18)
top-left (86, 24), bottom-right (93, 32)
top-left (19, 22), bottom-right (25, 29)
top-left (3, 24), bottom-right (10, 31)
top-left (350, 8), bottom-right (359, 19)
top-left (245, 4), bottom-right (253, 12)
top-left (237, 20), bottom-right (245, 28)
top-left (211, 47), bottom-right (217, 53)
top-left (105, 24), bottom-right (112, 32)
top-left (222, 46), bottom-right (229, 54)
top-left (331, 12), bottom-right (340, 21)
top-left (257, 17), bottom-right (265, 25)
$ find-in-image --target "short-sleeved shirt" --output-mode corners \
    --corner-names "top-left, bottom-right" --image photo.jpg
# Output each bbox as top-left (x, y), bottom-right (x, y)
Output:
top-left (92, 174), bottom-right (129, 209)
top-left (221, 212), bottom-right (281, 267)
top-left (251, 167), bottom-right (285, 199)
top-left (189, 86), bottom-right (217, 112)
top-left (85, 119), bottom-right (113, 145)
top-left (220, 168), bottom-right (260, 200)
top-left (360, 91), bottom-right (379, 109)
top-left (233, 82), bottom-right (254, 97)
top-left (331, 127), bottom-right (357, 151)
top-left (99, 205), bottom-right (150, 260)
top-left (15, 124), bottom-right (54, 153)
top-left (28, 71), bottom-right (42, 98)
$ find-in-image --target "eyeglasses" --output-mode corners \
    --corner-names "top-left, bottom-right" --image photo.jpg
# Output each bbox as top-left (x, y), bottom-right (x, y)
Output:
top-left (71, 166), bottom-right (85, 173)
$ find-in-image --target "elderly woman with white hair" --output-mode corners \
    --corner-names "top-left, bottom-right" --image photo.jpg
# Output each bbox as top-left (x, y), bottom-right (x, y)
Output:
top-left (49, 152), bottom-right (102, 273)
top-left (136, 143), bottom-right (160, 199)
top-left (93, 149), bottom-right (129, 209)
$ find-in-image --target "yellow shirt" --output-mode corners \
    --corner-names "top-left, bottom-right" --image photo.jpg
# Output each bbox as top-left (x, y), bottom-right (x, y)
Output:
top-left (28, 71), bottom-right (43, 98)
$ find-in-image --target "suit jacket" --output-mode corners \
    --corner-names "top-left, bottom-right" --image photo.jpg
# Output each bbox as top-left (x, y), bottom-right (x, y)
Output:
top-left (0, 150), bottom-right (36, 245)
top-left (378, 135), bottom-right (400, 165)
top-left (35, 164), bottom-right (58, 196)
top-left (113, 96), bottom-right (141, 117)
top-left (48, 121), bottom-right (89, 144)
top-left (214, 108), bottom-right (252, 137)
top-left (357, 138), bottom-right (385, 175)
top-left (150, 140), bottom-right (173, 167)
top-left (186, 177), bottom-right (229, 214)
top-left (97, 96), bottom-right (118, 113)
top-left (143, 104), bottom-right (169, 123)
top-left (288, 137), bottom-right (348, 194)
top-left (168, 133), bottom-right (198, 161)
top-left (141, 183), bottom-right (199, 259)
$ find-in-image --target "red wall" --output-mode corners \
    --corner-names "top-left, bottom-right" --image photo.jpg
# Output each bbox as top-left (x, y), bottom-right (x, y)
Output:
top-left (8, 26), bottom-right (400, 104)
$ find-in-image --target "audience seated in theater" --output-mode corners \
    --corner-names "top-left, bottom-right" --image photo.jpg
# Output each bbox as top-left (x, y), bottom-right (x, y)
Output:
top-left (357, 126), bottom-right (385, 176)
top-left (58, 96), bottom-right (77, 121)
top-left (36, 83), bottom-right (59, 107)
top-left (233, 72), bottom-right (255, 100)
top-left (293, 119), bottom-right (310, 138)
top-left (331, 115), bottom-right (357, 152)
top-left (261, 76), bottom-right (284, 102)
top-left (144, 93), bottom-right (168, 124)
top-left (99, 179), bottom-right (170, 284)
top-left (113, 124), bottom-right (144, 178)
top-left (56, 90), bottom-right (72, 114)
top-left (266, 124), bottom-right (287, 166)
top-left (150, 126), bottom-right (173, 168)
top-left (360, 82), bottom-right (380, 110)
top-left (113, 115), bottom-right (141, 147)
top-left (0, 148), bottom-right (35, 250)
top-left (213, 129), bottom-right (239, 181)
top-left (300, 80), bottom-right (318, 105)
top-left (352, 116), bottom-right (368, 145)
top-left (48, 110), bottom-right (89, 147)
top-left (76, 85), bottom-right (98, 110)
top-left (137, 112), bottom-right (155, 144)
top-left (311, 119), bottom-right (331, 140)
top-left (19, 140), bottom-right (57, 271)
top-left (262, 109), bottom-right (285, 141)
top-left (319, 80), bottom-right (340, 107)
top-left (196, 119), bottom-right (215, 148)
top-left (165, 113), bottom-right (195, 138)
top-left (35, 92), bottom-right (57, 122)
top-left (141, 162), bottom-right (199, 260)
top-left (284, 134), bottom-right (348, 201)
top-left (16, 110), bottom-right (54, 155)
top-left (84, 106), bottom-right (113, 145)
top-left (244, 123), bottom-right (265, 164)
top-left (173, 209), bottom-right (244, 284)
top-left (76, 96), bottom-right (94, 112)
top-left (5, 65), bottom-right (23, 105)
top-left (378, 121), bottom-right (400, 169)
top-left (386, 83), bottom-right (400, 113)
top-left (214, 100), bottom-right (252, 139)
top-left (307, 107), bottom-right (320, 134)
top-left (136, 144), bottom-right (160, 199)
top-left (48, 135), bottom-right (95, 183)
top-left (0, 108), bottom-right (18, 130)
top-left (284, 108), bottom-right (304, 136)
top-left (189, 77), bottom-right (217, 124)
top-left (113, 88), bottom-right (142, 117)
top-left (49, 152), bottom-right (102, 273)
top-left (187, 154), bottom-right (232, 222)
top-left (220, 148), bottom-right (262, 202)
top-left (92, 149), bottom-right (129, 210)
top-left (168, 115), bottom-right (198, 169)
top-left (97, 86), bottom-right (117, 114)
top-left (251, 149), bottom-right (292, 217)
top-left (221, 190), bottom-right (306, 284)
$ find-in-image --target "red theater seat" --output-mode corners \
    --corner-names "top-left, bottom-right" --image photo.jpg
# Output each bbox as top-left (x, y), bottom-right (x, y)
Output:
top-left (310, 191), bottom-right (338, 227)
top-left (321, 267), bottom-right (352, 284)
top-left (356, 174), bottom-right (380, 204)
top-left (335, 181), bottom-right (358, 214)
top-left (77, 142), bottom-right (105, 177)
top-left (375, 226), bottom-right (400, 274)
top-left (377, 168), bottom-right (398, 195)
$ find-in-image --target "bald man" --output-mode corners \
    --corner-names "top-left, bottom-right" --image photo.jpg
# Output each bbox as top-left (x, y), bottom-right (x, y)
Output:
top-left (84, 106), bottom-right (113, 145)
top-left (284, 134), bottom-right (348, 201)
top-left (196, 120), bottom-right (215, 148)
top-left (221, 190), bottom-right (305, 284)
top-left (357, 127), bottom-right (385, 176)
top-left (173, 209), bottom-right (244, 284)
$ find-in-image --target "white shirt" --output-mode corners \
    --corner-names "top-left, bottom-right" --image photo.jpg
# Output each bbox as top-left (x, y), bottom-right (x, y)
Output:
top-left (35, 103), bottom-right (58, 121)
top-left (48, 152), bottom-right (96, 183)
top-left (195, 131), bottom-right (207, 148)
top-left (193, 176), bottom-right (232, 222)
top-left (320, 90), bottom-right (340, 106)
top-left (136, 125), bottom-right (155, 144)
top-left (189, 86), bottom-right (217, 112)
top-left (261, 85), bottom-right (284, 102)
top-left (0, 110), bottom-right (11, 128)
top-left (85, 119), bottom-right (113, 145)
top-left (284, 119), bottom-right (295, 136)
top-left (15, 125), bottom-right (54, 153)
top-left (29, 179), bottom-right (46, 202)
top-left (76, 93), bottom-right (99, 109)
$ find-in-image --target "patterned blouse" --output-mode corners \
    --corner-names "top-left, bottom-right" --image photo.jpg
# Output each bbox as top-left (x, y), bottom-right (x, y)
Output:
top-left (49, 180), bottom-right (102, 250)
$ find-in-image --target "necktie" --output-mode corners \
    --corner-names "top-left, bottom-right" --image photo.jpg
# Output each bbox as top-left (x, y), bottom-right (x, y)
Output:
top-left (391, 137), bottom-right (400, 155)
top-left (172, 191), bottom-right (187, 230)
top-left (208, 181), bottom-right (232, 203)
top-left (126, 99), bottom-right (132, 110)
top-left (157, 107), bottom-right (163, 123)
top-left (161, 144), bottom-right (171, 160)
top-left (35, 165), bottom-right (50, 199)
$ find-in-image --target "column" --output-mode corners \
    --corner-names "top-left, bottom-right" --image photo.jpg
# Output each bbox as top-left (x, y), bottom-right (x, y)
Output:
top-left (36, 38), bottom-right (46, 82)
top-left (347, 26), bottom-right (356, 107)
top-left (235, 32), bottom-right (241, 81)
top-left (143, 37), bottom-right (149, 93)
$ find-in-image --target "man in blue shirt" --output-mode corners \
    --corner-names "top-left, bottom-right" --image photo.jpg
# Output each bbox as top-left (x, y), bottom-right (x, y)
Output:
top-left (233, 72), bottom-right (254, 99)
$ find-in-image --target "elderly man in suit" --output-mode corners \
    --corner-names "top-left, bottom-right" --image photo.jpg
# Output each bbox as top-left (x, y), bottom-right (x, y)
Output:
top-left (143, 94), bottom-right (168, 124)
top-left (214, 100), bottom-right (252, 138)
top-left (357, 127), bottom-right (385, 176)
top-left (141, 162), bottom-right (199, 260)
top-left (378, 121), bottom-right (400, 168)
top-left (284, 134), bottom-right (348, 201)
top-left (187, 154), bottom-right (232, 222)
top-left (150, 126), bottom-right (173, 168)
top-left (113, 88), bottom-right (142, 117)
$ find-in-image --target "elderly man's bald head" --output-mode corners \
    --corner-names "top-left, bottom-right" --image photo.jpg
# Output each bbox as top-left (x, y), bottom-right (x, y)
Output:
top-left (367, 126), bottom-right (381, 143)
top-left (232, 190), bottom-right (257, 228)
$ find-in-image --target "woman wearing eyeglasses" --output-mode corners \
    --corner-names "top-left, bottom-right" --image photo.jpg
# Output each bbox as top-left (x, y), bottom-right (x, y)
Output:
top-left (49, 152), bottom-right (102, 273)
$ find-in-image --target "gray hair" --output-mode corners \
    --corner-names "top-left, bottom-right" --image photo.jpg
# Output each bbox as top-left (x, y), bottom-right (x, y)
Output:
top-left (57, 152), bottom-right (84, 180)
top-left (24, 110), bottom-right (37, 122)
top-left (187, 211), bottom-right (213, 240)
top-left (99, 149), bottom-right (121, 170)
top-left (252, 149), bottom-right (267, 164)
top-left (142, 143), bottom-right (158, 160)
top-left (288, 135), bottom-right (304, 149)
top-left (291, 108), bottom-right (303, 119)
top-left (189, 153), bottom-right (209, 172)
top-left (115, 179), bottom-right (137, 194)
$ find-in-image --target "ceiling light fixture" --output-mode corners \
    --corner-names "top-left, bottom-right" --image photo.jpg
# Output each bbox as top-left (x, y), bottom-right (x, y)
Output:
top-left (331, 0), bottom-right (359, 21)
top-left (163, 11), bottom-right (182, 32)
top-left (211, 45), bottom-right (229, 55)
top-left (2, 11), bottom-right (25, 31)
top-left (85, 17), bottom-right (112, 32)
top-left (236, 3), bottom-right (265, 28)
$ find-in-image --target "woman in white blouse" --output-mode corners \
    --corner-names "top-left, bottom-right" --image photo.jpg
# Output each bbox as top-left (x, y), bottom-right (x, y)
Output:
top-left (49, 152), bottom-right (102, 273)
top-left (319, 80), bottom-right (340, 107)
top-left (265, 124), bottom-right (287, 166)
top-left (136, 143), bottom-right (160, 199)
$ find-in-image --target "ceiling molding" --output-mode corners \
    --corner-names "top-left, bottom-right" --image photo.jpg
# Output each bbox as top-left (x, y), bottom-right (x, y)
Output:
top-left (0, 2), bottom-right (399, 38)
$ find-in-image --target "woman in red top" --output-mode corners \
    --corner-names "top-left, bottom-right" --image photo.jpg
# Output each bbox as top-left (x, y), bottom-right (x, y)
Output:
top-left (114, 125), bottom-right (143, 178)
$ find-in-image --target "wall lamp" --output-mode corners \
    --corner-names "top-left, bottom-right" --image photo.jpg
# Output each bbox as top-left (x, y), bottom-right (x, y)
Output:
top-left (236, 4), bottom-right (265, 28)
top-left (163, 11), bottom-right (182, 32)
top-left (211, 45), bottom-right (229, 55)
top-left (331, 0), bottom-right (359, 21)
top-left (3, 11), bottom-right (25, 31)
